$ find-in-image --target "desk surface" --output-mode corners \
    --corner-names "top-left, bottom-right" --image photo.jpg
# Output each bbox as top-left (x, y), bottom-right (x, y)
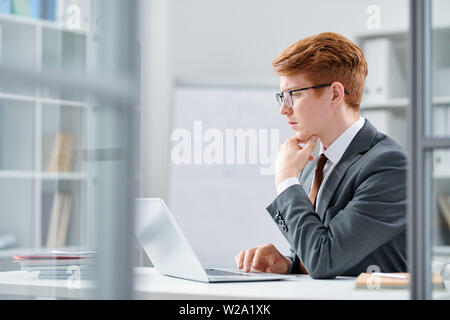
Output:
top-left (0, 268), bottom-right (449, 300)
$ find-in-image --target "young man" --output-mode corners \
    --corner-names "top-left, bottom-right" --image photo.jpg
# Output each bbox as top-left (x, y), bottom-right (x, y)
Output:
top-left (235, 32), bottom-right (407, 279)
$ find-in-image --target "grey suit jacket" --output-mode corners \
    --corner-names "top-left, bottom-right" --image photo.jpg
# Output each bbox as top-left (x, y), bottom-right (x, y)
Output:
top-left (266, 120), bottom-right (408, 279)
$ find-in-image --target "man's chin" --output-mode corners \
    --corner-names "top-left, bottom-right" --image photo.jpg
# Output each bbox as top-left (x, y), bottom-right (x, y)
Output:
top-left (295, 132), bottom-right (308, 144)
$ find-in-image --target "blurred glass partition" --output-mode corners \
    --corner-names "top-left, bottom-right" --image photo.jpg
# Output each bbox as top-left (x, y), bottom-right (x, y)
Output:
top-left (0, 0), bottom-right (139, 299)
top-left (408, 0), bottom-right (450, 300)
top-left (430, 0), bottom-right (450, 300)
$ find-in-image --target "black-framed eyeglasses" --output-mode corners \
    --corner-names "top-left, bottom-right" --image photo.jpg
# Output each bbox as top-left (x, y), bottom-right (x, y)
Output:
top-left (275, 84), bottom-right (350, 108)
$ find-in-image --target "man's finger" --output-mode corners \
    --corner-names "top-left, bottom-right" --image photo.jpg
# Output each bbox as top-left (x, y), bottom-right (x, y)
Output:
top-left (304, 136), bottom-right (318, 152)
top-left (236, 250), bottom-right (245, 269)
top-left (243, 248), bottom-right (257, 272)
top-left (251, 248), bottom-right (271, 272)
top-left (288, 136), bottom-right (302, 148)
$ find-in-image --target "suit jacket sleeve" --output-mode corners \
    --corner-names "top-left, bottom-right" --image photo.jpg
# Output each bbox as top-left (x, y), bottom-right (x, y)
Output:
top-left (267, 149), bottom-right (407, 279)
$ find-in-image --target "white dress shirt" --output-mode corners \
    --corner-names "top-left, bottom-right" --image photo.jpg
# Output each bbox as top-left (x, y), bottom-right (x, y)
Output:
top-left (277, 117), bottom-right (366, 210)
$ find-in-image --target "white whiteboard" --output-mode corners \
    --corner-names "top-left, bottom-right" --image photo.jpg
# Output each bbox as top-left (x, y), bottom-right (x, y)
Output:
top-left (168, 86), bottom-right (295, 268)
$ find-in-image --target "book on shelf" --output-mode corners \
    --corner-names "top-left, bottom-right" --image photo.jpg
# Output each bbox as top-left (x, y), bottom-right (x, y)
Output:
top-left (4, 0), bottom-right (57, 20)
top-left (45, 192), bottom-right (61, 247)
top-left (0, 0), bottom-right (12, 14)
top-left (41, 191), bottom-right (54, 245)
top-left (56, 192), bottom-right (72, 246)
top-left (29, 0), bottom-right (40, 18)
top-left (41, 0), bottom-right (56, 21)
top-left (438, 195), bottom-right (450, 230)
top-left (0, 0), bottom-right (86, 27)
top-left (12, 0), bottom-right (30, 16)
top-left (45, 192), bottom-right (72, 248)
top-left (46, 132), bottom-right (74, 172)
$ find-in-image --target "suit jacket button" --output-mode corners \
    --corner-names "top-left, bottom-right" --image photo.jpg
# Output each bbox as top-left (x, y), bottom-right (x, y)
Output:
top-left (275, 210), bottom-right (281, 218)
top-left (279, 220), bottom-right (286, 229)
top-left (282, 225), bottom-right (288, 232)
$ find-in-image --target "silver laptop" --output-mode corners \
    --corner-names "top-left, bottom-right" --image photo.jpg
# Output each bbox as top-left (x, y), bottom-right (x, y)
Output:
top-left (134, 198), bottom-right (292, 283)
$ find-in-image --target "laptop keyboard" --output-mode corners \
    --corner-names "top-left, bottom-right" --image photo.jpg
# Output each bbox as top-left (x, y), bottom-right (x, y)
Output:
top-left (205, 269), bottom-right (252, 277)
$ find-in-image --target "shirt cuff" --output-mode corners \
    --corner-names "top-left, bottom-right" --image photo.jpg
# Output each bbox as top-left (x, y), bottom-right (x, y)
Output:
top-left (277, 177), bottom-right (300, 195)
top-left (286, 256), bottom-right (294, 274)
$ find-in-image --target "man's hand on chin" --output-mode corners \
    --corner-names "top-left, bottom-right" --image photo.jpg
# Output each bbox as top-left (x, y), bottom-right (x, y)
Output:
top-left (275, 135), bottom-right (318, 187)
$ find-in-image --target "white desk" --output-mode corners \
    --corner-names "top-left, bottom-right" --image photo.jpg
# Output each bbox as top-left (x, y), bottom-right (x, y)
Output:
top-left (0, 267), bottom-right (449, 300)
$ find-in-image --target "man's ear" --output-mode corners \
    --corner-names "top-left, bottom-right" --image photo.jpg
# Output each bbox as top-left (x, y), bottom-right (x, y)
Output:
top-left (331, 82), bottom-right (345, 105)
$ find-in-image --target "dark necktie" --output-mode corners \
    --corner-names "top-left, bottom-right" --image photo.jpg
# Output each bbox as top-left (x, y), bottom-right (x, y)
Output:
top-left (308, 154), bottom-right (328, 209)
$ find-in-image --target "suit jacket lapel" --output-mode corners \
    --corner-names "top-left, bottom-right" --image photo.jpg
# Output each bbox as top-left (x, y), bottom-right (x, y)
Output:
top-left (316, 120), bottom-right (379, 220)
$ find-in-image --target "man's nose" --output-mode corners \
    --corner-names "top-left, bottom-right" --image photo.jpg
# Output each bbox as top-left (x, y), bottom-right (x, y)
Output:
top-left (280, 102), bottom-right (292, 115)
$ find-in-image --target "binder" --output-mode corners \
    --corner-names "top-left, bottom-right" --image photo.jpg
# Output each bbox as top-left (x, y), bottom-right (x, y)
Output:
top-left (41, 0), bottom-right (55, 20)
top-left (29, 0), bottom-right (40, 18)
top-left (0, 0), bottom-right (12, 13)
top-left (12, 0), bottom-right (30, 16)
top-left (362, 37), bottom-right (405, 104)
top-left (355, 273), bottom-right (445, 289)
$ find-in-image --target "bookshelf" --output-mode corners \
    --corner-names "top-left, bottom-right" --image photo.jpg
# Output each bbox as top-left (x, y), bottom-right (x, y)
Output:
top-left (356, 27), bottom-right (450, 246)
top-left (0, 0), bottom-right (94, 252)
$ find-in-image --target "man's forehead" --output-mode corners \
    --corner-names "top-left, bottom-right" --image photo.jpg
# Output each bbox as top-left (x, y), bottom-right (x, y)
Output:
top-left (280, 73), bottom-right (312, 91)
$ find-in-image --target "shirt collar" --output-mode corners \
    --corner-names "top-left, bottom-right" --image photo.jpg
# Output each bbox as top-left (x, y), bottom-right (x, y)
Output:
top-left (319, 117), bottom-right (366, 164)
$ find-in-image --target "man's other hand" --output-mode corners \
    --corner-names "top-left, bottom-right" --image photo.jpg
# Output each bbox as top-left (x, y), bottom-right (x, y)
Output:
top-left (235, 243), bottom-right (291, 274)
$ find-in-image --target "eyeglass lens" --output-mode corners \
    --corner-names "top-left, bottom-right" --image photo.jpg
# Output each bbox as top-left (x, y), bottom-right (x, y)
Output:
top-left (276, 91), bottom-right (293, 108)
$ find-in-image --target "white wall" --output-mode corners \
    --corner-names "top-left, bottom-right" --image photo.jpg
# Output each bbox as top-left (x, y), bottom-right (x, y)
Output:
top-left (171, 0), bottom-right (410, 86)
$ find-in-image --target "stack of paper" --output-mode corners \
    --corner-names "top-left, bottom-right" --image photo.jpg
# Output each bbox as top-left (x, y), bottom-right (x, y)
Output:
top-left (12, 250), bottom-right (96, 280)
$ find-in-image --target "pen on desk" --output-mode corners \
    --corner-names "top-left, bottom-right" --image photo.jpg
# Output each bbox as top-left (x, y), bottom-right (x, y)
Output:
top-left (371, 272), bottom-right (409, 280)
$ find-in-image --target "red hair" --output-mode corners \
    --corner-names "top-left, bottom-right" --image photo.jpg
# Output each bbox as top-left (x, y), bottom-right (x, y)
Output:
top-left (273, 32), bottom-right (368, 109)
